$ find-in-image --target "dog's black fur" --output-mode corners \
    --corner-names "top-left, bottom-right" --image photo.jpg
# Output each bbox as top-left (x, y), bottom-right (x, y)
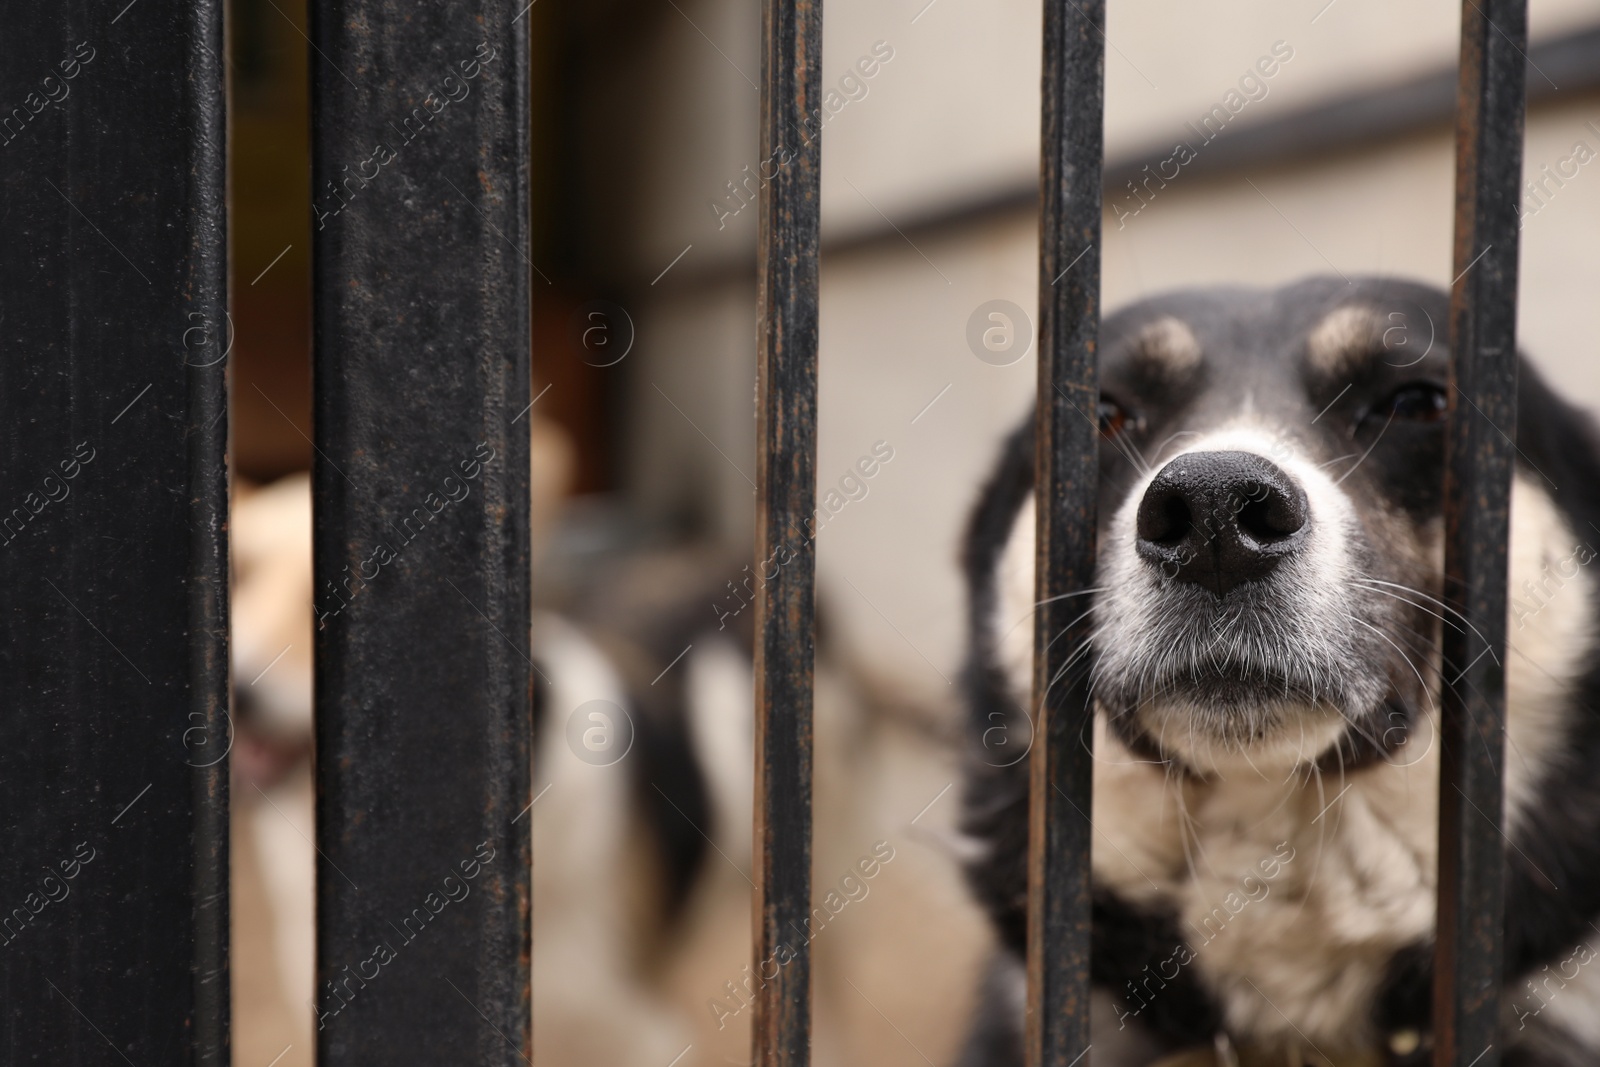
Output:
top-left (958, 277), bottom-right (1600, 1066)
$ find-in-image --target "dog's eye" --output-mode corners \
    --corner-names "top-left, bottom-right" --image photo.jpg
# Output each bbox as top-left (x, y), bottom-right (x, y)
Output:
top-left (1381, 382), bottom-right (1447, 422)
top-left (1098, 398), bottom-right (1132, 438)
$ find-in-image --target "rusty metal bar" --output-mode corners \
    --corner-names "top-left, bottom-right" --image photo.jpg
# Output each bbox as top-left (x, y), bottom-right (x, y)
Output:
top-left (1028, 2), bottom-right (1104, 1066)
top-left (753, 0), bottom-right (822, 1062)
top-left (310, 2), bottom-right (532, 1061)
top-left (0, 1), bottom-right (230, 1062)
top-left (1434, 1), bottom-right (1525, 1064)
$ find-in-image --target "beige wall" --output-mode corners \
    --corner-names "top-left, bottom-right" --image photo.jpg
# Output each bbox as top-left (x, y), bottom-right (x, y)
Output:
top-left (615, 0), bottom-right (1598, 269)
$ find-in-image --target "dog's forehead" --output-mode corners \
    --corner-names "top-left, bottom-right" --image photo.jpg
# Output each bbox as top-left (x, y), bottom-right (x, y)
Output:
top-left (1100, 277), bottom-right (1451, 391)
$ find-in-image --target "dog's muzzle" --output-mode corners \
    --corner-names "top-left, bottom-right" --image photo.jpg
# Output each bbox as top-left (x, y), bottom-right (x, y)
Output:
top-left (1134, 451), bottom-right (1309, 597)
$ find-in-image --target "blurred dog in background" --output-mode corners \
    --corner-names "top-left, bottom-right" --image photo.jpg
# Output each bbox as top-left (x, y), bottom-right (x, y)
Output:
top-left (229, 409), bottom-right (990, 1067)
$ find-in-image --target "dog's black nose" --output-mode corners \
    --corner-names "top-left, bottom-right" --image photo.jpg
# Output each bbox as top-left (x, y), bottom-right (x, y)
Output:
top-left (1135, 451), bottom-right (1308, 596)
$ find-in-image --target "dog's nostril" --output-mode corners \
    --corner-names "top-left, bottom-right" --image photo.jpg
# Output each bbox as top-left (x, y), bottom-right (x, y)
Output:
top-left (1236, 484), bottom-right (1307, 543)
top-left (1139, 493), bottom-right (1191, 545)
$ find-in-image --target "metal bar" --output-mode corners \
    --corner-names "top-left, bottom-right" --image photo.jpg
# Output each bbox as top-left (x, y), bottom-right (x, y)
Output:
top-left (1028, 1), bottom-right (1104, 1066)
top-left (310, 3), bottom-right (532, 1062)
top-left (753, 0), bottom-right (822, 1061)
top-left (1434, 1), bottom-right (1525, 1064)
top-left (0, 1), bottom-right (229, 1062)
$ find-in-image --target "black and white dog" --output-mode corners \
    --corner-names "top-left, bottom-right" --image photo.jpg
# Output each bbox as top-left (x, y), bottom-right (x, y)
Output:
top-left (958, 276), bottom-right (1600, 1066)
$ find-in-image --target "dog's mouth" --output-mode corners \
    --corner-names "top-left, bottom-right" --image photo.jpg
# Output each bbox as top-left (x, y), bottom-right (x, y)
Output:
top-left (1093, 632), bottom-right (1376, 771)
top-left (1146, 661), bottom-right (1326, 711)
top-left (1100, 652), bottom-right (1343, 723)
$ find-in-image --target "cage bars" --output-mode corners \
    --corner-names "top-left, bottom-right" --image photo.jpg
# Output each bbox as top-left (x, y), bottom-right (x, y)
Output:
top-left (1433, 1), bottom-right (1526, 1065)
top-left (0, 0), bottom-right (1535, 1062)
top-left (0, 2), bottom-right (229, 1063)
top-left (752, 0), bottom-right (824, 1064)
top-left (1026, 3), bottom-right (1106, 1067)
top-left (309, 2), bottom-right (532, 1061)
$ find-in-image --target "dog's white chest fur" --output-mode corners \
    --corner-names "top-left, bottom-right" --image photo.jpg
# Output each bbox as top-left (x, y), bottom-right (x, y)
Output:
top-left (1090, 723), bottom-right (1440, 1049)
top-left (991, 473), bottom-right (1595, 1051)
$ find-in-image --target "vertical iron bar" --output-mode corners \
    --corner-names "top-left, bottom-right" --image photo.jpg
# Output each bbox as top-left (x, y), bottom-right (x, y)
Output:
top-left (0, 0), bottom-right (230, 1062)
top-left (754, 0), bottom-right (821, 1062)
top-left (1435, 1), bottom-right (1525, 1064)
top-left (1029, 2), bottom-right (1104, 1066)
top-left (311, 3), bottom-right (532, 1062)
